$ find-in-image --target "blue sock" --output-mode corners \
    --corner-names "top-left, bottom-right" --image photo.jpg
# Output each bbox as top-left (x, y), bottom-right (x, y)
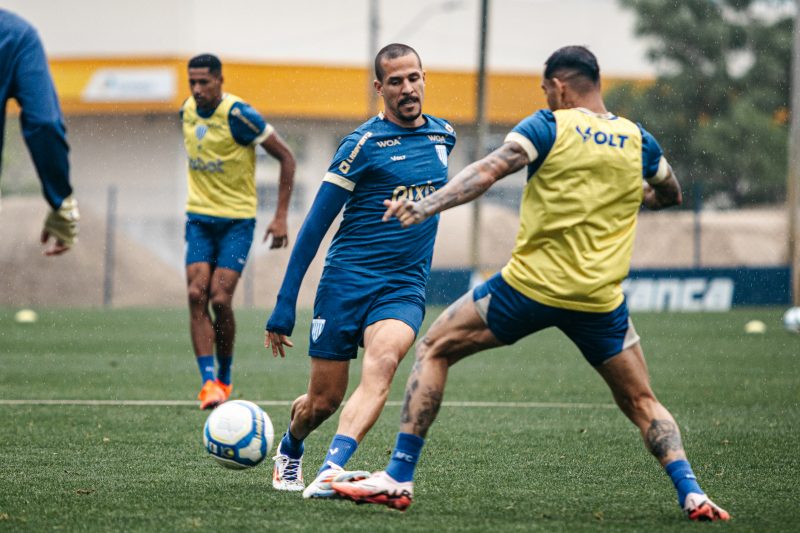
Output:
top-left (665, 459), bottom-right (704, 507)
top-left (385, 432), bottom-right (425, 483)
top-left (216, 354), bottom-right (233, 385)
top-left (319, 434), bottom-right (358, 474)
top-left (196, 355), bottom-right (215, 384)
top-left (279, 425), bottom-right (304, 459)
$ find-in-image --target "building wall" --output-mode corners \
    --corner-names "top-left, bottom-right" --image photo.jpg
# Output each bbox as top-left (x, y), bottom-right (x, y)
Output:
top-left (3, 0), bottom-right (654, 76)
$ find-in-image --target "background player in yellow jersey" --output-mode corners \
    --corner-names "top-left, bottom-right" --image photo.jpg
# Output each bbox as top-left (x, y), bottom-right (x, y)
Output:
top-left (181, 54), bottom-right (295, 409)
top-left (334, 46), bottom-right (730, 522)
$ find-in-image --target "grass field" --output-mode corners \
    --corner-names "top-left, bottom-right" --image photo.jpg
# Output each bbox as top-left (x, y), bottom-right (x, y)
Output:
top-left (1, 307), bottom-right (798, 531)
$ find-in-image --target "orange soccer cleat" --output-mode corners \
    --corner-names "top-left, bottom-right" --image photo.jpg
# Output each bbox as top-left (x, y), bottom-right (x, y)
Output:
top-left (215, 379), bottom-right (232, 401)
top-left (197, 380), bottom-right (226, 410)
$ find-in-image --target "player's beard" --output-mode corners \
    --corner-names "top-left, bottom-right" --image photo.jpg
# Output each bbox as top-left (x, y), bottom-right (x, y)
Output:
top-left (396, 97), bottom-right (421, 123)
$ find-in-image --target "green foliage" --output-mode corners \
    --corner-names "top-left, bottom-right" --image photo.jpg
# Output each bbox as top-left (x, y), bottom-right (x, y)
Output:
top-left (0, 307), bottom-right (799, 530)
top-left (608, 0), bottom-right (794, 206)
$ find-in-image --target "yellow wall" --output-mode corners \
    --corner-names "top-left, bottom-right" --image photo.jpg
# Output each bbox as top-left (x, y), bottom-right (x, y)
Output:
top-left (46, 58), bottom-right (643, 125)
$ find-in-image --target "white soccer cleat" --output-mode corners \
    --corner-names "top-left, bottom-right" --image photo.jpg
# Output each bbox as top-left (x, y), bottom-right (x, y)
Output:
top-left (331, 470), bottom-right (414, 511)
top-left (683, 492), bottom-right (731, 521)
top-left (302, 461), bottom-right (370, 499)
top-left (272, 443), bottom-right (304, 491)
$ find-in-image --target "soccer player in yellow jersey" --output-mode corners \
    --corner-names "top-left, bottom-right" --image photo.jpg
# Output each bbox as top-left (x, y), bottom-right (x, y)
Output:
top-left (181, 54), bottom-right (295, 410)
top-left (334, 46), bottom-right (730, 522)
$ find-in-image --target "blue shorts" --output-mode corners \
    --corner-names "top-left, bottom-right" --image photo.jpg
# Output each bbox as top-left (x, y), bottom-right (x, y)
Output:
top-left (473, 273), bottom-right (640, 366)
top-left (185, 213), bottom-right (255, 273)
top-left (308, 266), bottom-right (426, 361)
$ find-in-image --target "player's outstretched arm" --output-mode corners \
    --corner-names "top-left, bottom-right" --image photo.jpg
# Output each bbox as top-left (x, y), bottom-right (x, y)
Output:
top-left (265, 182), bottom-right (349, 357)
top-left (383, 141), bottom-right (529, 227)
top-left (643, 162), bottom-right (682, 211)
top-left (260, 132), bottom-right (296, 248)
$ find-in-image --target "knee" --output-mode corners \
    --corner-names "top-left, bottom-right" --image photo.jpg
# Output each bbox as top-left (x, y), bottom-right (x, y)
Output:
top-left (187, 284), bottom-right (207, 307)
top-left (306, 393), bottom-right (342, 422)
top-left (362, 353), bottom-right (401, 395)
top-left (209, 292), bottom-right (232, 313)
top-left (415, 333), bottom-right (450, 364)
top-left (619, 389), bottom-right (659, 417)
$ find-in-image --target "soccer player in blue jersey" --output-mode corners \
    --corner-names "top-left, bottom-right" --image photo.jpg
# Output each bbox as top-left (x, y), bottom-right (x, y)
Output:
top-left (265, 44), bottom-right (456, 496)
top-left (0, 9), bottom-right (79, 256)
top-left (334, 46), bottom-right (730, 522)
top-left (182, 54), bottom-right (296, 410)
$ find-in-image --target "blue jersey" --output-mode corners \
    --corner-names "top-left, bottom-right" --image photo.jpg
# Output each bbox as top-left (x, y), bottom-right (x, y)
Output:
top-left (322, 113), bottom-right (456, 285)
top-left (0, 10), bottom-right (71, 209)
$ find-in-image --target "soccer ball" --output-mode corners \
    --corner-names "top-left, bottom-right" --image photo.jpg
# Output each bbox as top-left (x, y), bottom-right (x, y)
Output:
top-left (203, 400), bottom-right (274, 469)
top-left (783, 307), bottom-right (800, 334)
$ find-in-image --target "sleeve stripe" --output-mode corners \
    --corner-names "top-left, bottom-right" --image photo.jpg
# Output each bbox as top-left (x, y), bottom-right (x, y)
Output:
top-left (646, 156), bottom-right (670, 185)
top-left (323, 172), bottom-right (355, 191)
top-left (253, 124), bottom-right (275, 146)
top-left (504, 132), bottom-right (537, 162)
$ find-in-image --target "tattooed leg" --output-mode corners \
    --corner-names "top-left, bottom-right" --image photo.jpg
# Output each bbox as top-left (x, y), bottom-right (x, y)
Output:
top-left (398, 292), bottom-right (502, 438)
top-left (597, 342), bottom-right (687, 465)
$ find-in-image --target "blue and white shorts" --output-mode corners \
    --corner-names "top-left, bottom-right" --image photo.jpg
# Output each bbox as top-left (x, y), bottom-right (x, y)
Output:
top-left (185, 213), bottom-right (255, 273)
top-left (473, 273), bottom-right (640, 366)
top-left (308, 266), bottom-right (426, 361)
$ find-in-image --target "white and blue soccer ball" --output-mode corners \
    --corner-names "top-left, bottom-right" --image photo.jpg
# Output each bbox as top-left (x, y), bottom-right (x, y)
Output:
top-left (203, 400), bottom-right (274, 469)
top-left (783, 307), bottom-right (800, 334)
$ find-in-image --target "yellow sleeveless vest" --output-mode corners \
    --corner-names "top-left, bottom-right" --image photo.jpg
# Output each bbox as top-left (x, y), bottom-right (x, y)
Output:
top-left (501, 108), bottom-right (643, 312)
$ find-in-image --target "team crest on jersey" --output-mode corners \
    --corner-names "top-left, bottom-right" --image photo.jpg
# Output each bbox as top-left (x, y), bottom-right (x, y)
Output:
top-left (311, 318), bottom-right (326, 342)
top-left (435, 145), bottom-right (448, 166)
top-left (195, 124), bottom-right (208, 140)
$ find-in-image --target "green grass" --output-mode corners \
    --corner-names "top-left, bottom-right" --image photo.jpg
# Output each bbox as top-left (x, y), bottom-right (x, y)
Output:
top-left (0, 307), bottom-right (798, 531)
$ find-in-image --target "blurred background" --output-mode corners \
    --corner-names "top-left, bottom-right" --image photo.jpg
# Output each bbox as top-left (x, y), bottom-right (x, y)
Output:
top-left (0, 0), bottom-right (796, 311)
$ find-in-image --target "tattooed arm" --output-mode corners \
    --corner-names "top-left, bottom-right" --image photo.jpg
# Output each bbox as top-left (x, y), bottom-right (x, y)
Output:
top-left (383, 141), bottom-right (530, 228)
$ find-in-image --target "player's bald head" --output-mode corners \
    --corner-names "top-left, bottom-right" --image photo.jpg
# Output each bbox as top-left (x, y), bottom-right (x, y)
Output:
top-left (544, 46), bottom-right (600, 93)
top-left (375, 43), bottom-right (422, 82)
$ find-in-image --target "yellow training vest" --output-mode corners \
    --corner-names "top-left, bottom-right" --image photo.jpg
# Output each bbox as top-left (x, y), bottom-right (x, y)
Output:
top-left (182, 94), bottom-right (258, 219)
top-left (501, 108), bottom-right (644, 312)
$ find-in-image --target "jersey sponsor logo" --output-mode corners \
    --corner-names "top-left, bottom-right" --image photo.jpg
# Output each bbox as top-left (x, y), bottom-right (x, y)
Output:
top-left (427, 134), bottom-right (446, 143)
top-left (435, 145), bottom-right (448, 166)
top-left (392, 181), bottom-right (437, 202)
top-left (390, 155), bottom-right (406, 161)
top-left (376, 137), bottom-right (401, 148)
top-left (195, 124), bottom-right (208, 140)
top-left (575, 126), bottom-right (629, 149)
top-left (622, 277), bottom-right (734, 311)
top-left (444, 123), bottom-right (455, 134)
top-left (338, 132), bottom-right (373, 174)
top-left (189, 157), bottom-right (225, 173)
top-left (311, 318), bottom-right (326, 342)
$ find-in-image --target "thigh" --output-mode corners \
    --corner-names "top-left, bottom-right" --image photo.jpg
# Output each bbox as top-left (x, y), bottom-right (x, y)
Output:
top-left (216, 217), bottom-right (255, 273)
top-left (421, 291), bottom-right (504, 366)
top-left (308, 267), bottom-right (379, 361)
top-left (594, 342), bottom-right (653, 402)
top-left (558, 300), bottom-right (640, 367)
top-left (185, 214), bottom-right (216, 267)
top-left (362, 319), bottom-right (417, 364)
top-left (186, 262), bottom-right (212, 292)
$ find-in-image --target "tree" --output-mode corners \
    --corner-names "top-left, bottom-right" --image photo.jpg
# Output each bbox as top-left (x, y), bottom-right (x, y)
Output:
top-left (607, 0), bottom-right (794, 206)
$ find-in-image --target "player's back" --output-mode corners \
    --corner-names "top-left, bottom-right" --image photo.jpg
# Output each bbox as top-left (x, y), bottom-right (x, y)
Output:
top-left (324, 113), bottom-right (456, 282)
top-left (503, 108), bottom-right (644, 312)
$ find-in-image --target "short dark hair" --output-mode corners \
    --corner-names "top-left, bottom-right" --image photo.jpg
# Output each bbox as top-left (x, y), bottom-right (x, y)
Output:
top-left (188, 54), bottom-right (222, 76)
top-left (544, 46), bottom-right (600, 89)
top-left (374, 43), bottom-right (422, 81)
